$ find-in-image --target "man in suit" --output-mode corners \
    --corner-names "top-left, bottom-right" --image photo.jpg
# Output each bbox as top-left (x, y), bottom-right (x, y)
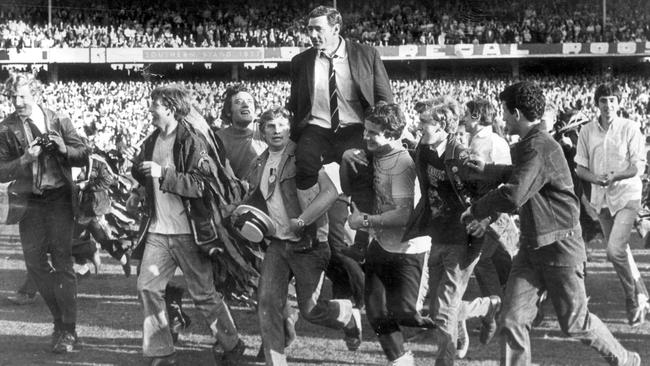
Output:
top-left (0, 72), bottom-right (89, 353)
top-left (287, 5), bottom-right (393, 250)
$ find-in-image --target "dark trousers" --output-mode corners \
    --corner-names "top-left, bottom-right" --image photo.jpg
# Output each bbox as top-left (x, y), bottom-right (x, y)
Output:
top-left (365, 241), bottom-right (434, 361)
top-left (20, 186), bottom-right (77, 325)
top-left (295, 124), bottom-right (372, 196)
top-left (500, 246), bottom-right (628, 365)
top-left (326, 198), bottom-right (365, 308)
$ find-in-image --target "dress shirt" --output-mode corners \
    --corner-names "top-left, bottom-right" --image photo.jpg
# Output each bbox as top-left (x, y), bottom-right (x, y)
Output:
top-left (469, 126), bottom-right (511, 165)
top-left (309, 37), bottom-right (364, 129)
top-left (575, 117), bottom-right (645, 214)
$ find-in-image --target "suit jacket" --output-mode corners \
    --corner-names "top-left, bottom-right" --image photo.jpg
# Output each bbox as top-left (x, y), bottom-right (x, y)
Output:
top-left (287, 40), bottom-right (393, 140)
top-left (0, 106), bottom-right (88, 217)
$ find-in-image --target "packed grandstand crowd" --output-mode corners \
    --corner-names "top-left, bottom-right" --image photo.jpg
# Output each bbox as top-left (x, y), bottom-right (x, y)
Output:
top-left (0, 72), bottom-right (648, 154)
top-left (1, 0), bottom-right (649, 49)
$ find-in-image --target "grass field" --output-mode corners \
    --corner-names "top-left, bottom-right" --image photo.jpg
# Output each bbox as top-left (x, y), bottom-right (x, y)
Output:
top-left (1, 229), bottom-right (649, 366)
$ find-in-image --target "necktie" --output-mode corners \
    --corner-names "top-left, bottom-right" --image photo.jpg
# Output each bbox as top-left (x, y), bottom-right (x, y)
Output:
top-left (23, 117), bottom-right (43, 143)
top-left (23, 118), bottom-right (43, 193)
top-left (325, 53), bottom-right (340, 132)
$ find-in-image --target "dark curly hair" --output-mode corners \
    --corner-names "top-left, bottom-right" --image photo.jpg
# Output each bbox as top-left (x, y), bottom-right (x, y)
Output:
top-left (499, 81), bottom-right (545, 122)
top-left (466, 98), bottom-right (496, 127)
top-left (219, 84), bottom-right (257, 125)
top-left (364, 102), bottom-right (406, 140)
top-left (594, 83), bottom-right (622, 104)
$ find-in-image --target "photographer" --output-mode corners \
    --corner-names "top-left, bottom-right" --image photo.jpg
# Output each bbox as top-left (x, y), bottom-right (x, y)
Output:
top-left (0, 72), bottom-right (89, 353)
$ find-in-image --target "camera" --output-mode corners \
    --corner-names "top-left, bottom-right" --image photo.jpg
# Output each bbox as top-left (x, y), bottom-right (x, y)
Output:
top-left (33, 133), bottom-right (59, 154)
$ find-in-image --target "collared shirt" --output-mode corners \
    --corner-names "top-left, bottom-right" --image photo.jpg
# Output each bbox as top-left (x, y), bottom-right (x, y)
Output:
top-left (575, 117), bottom-right (645, 215)
top-left (21, 106), bottom-right (66, 192)
top-left (309, 37), bottom-right (364, 129)
top-left (469, 126), bottom-right (511, 165)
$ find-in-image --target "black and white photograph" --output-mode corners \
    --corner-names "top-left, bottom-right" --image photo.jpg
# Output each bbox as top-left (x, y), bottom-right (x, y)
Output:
top-left (0, 0), bottom-right (649, 365)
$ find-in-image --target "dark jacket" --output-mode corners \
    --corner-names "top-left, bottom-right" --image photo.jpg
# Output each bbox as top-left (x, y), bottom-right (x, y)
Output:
top-left (402, 136), bottom-right (479, 245)
top-left (287, 40), bottom-right (393, 140)
top-left (131, 122), bottom-right (214, 259)
top-left (471, 124), bottom-right (582, 249)
top-left (78, 153), bottom-right (117, 217)
top-left (0, 106), bottom-right (88, 216)
top-left (245, 141), bottom-right (301, 222)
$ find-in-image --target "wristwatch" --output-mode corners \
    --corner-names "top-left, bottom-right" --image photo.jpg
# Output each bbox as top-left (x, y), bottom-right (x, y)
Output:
top-left (362, 214), bottom-right (370, 228)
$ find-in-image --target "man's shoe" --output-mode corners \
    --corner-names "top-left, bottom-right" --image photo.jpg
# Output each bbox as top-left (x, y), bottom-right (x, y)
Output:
top-left (387, 350), bottom-right (415, 366)
top-left (624, 351), bottom-right (641, 366)
top-left (218, 338), bottom-right (246, 366)
top-left (456, 319), bottom-right (469, 359)
top-left (344, 308), bottom-right (362, 351)
top-left (480, 295), bottom-right (502, 345)
top-left (627, 300), bottom-right (649, 327)
top-left (149, 353), bottom-right (178, 366)
top-left (52, 331), bottom-right (80, 353)
top-left (50, 329), bottom-right (62, 349)
top-left (7, 292), bottom-right (37, 305)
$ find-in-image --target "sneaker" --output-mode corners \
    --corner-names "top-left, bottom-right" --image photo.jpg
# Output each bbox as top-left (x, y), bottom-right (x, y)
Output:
top-left (457, 319), bottom-right (469, 359)
top-left (387, 351), bottom-right (415, 366)
top-left (624, 351), bottom-right (641, 366)
top-left (480, 295), bottom-right (502, 345)
top-left (52, 331), bottom-right (80, 353)
top-left (218, 338), bottom-right (246, 366)
top-left (344, 308), bottom-right (362, 351)
top-left (7, 292), bottom-right (37, 305)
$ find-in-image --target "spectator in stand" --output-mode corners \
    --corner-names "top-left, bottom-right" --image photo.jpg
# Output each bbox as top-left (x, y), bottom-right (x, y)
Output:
top-left (1, 0), bottom-right (649, 48)
top-left (0, 73), bottom-right (648, 162)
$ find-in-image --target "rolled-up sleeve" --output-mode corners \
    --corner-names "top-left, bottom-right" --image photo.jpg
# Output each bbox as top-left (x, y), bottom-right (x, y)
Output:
top-left (628, 125), bottom-right (646, 176)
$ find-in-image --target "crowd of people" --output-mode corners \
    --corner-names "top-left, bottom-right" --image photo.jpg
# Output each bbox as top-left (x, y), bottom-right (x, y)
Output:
top-left (1, 73), bottom-right (649, 154)
top-left (1, 0), bottom-right (650, 50)
top-left (2, 4), bottom-right (650, 366)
